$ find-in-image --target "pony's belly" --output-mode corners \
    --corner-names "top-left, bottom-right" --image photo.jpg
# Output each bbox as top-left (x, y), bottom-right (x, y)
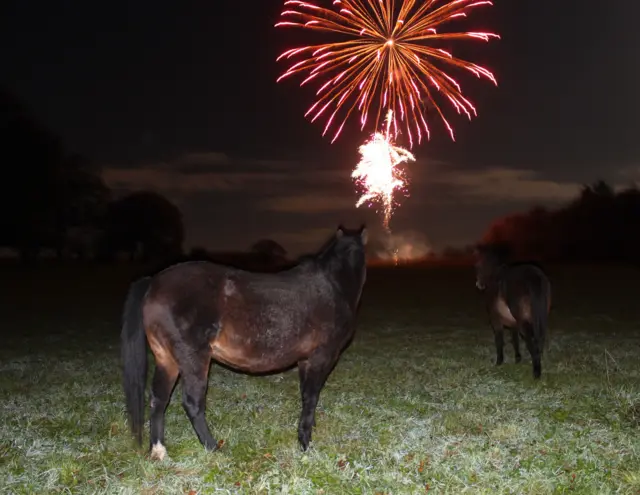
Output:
top-left (494, 297), bottom-right (517, 326)
top-left (209, 329), bottom-right (316, 374)
top-left (209, 340), bottom-right (297, 373)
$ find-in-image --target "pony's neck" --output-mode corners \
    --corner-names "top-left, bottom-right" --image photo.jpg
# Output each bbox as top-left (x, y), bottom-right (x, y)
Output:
top-left (488, 262), bottom-right (509, 287)
top-left (323, 257), bottom-right (364, 310)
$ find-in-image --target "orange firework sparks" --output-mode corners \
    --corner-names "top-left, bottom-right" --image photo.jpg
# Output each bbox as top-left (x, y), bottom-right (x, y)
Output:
top-left (352, 110), bottom-right (415, 230)
top-left (275, 0), bottom-right (500, 146)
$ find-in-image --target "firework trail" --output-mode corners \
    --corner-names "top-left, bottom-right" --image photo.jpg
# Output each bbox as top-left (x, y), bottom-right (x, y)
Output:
top-left (352, 110), bottom-right (415, 231)
top-left (275, 0), bottom-right (500, 147)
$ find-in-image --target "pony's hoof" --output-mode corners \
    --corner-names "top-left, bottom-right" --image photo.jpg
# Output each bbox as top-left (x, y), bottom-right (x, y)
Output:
top-left (149, 442), bottom-right (168, 461)
top-left (204, 439), bottom-right (222, 452)
top-left (533, 363), bottom-right (542, 379)
top-left (298, 432), bottom-right (311, 452)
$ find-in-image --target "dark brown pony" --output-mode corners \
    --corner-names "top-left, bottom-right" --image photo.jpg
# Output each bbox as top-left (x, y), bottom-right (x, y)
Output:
top-left (474, 243), bottom-right (551, 379)
top-left (121, 225), bottom-right (368, 459)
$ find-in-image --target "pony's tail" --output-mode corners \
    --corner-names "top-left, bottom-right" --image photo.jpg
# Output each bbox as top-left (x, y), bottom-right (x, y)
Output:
top-left (121, 276), bottom-right (152, 446)
top-left (531, 275), bottom-right (551, 354)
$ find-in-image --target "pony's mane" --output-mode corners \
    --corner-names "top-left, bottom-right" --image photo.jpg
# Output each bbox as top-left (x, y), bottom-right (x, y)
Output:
top-left (295, 228), bottom-right (364, 268)
top-left (477, 243), bottom-right (546, 272)
top-left (294, 231), bottom-right (339, 266)
top-left (477, 242), bottom-right (512, 264)
top-left (315, 232), bottom-right (339, 260)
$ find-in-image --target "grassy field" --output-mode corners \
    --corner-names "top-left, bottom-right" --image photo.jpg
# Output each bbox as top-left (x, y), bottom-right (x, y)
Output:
top-left (1, 262), bottom-right (639, 494)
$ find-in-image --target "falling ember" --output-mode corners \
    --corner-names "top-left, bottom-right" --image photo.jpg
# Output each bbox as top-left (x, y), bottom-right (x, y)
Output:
top-left (352, 110), bottom-right (415, 231)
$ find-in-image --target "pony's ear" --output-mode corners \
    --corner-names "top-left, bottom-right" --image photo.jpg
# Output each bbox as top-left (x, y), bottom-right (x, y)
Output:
top-left (360, 227), bottom-right (368, 245)
top-left (336, 225), bottom-right (345, 238)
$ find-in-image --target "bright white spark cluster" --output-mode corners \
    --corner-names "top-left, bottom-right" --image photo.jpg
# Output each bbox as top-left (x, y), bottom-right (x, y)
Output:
top-left (352, 110), bottom-right (415, 229)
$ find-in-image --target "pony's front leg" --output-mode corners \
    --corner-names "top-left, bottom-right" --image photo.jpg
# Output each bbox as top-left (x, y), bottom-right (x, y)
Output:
top-left (510, 327), bottom-right (522, 363)
top-left (521, 322), bottom-right (542, 379)
top-left (297, 349), bottom-right (336, 451)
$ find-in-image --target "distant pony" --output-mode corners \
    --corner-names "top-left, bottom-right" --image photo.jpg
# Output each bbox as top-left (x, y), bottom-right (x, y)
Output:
top-left (474, 243), bottom-right (551, 379)
top-left (121, 225), bottom-right (368, 459)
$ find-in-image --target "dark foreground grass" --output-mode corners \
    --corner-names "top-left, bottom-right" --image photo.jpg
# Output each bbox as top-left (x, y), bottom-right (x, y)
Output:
top-left (1, 262), bottom-right (640, 494)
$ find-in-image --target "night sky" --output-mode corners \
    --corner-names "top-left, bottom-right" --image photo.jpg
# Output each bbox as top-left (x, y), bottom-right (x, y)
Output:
top-left (2, 1), bottom-right (638, 255)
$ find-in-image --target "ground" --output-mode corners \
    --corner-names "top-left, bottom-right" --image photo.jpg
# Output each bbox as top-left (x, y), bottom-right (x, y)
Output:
top-left (1, 262), bottom-right (639, 494)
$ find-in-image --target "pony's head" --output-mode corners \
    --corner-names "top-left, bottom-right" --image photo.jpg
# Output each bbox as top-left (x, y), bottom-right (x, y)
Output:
top-left (320, 224), bottom-right (368, 306)
top-left (328, 224), bottom-right (368, 270)
top-left (473, 242), bottom-right (511, 290)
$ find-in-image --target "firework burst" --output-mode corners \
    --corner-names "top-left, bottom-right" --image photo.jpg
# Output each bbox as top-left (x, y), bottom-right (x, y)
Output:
top-left (276, 0), bottom-right (500, 147)
top-left (352, 110), bottom-right (415, 230)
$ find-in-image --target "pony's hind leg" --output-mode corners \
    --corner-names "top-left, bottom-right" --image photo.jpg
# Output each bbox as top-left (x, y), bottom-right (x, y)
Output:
top-left (297, 348), bottom-right (338, 451)
top-left (149, 361), bottom-right (179, 461)
top-left (510, 327), bottom-right (522, 363)
top-left (521, 321), bottom-right (541, 379)
top-left (491, 319), bottom-right (505, 366)
top-left (180, 353), bottom-right (219, 451)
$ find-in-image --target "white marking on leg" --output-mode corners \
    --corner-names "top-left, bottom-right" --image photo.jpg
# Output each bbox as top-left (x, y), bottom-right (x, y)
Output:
top-left (150, 441), bottom-right (167, 461)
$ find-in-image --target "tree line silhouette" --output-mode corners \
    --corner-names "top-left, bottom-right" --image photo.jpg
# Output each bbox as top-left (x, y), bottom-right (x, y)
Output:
top-left (1, 87), bottom-right (292, 268)
top-left (1, 88), bottom-right (185, 263)
top-left (480, 180), bottom-right (640, 263)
